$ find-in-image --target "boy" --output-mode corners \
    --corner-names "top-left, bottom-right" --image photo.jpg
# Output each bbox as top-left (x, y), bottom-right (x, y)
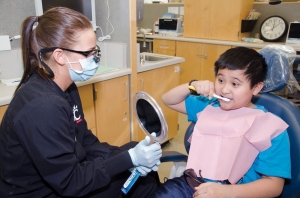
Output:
top-left (151, 47), bottom-right (291, 198)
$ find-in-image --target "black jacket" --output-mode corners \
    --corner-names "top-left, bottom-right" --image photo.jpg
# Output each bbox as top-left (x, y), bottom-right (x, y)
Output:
top-left (0, 74), bottom-right (134, 197)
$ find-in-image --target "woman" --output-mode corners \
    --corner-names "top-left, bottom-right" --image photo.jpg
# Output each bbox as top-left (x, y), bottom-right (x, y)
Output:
top-left (0, 7), bottom-right (161, 198)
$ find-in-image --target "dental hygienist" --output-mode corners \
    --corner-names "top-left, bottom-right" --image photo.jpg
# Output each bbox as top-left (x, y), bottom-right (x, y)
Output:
top-left (0, 7), bottom-right (161, 198)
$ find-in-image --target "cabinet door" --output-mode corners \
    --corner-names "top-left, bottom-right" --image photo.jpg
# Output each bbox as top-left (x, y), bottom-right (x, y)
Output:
top-left (78, 84), bottom-right (96, 135)
top-left (201, 44), bottom-right (232, 81)
top-left (137, 68), bottom-right (164, 141)
top-left (209, 0), bottom-right (240, 41)
top-left (162, 66), bottom-right (180, 140)
top-left (184, 0), bottom-right (210, 38)
top-left (0, 105), bottom-right (8, 123)
top-left (176, 41), bottom-right (231, 83)
top-left (94, 76), bottom-right (130, 146)
top-left (184, 0), bottom-right (253, 41)
top-left (176, 41), bottom-right (202, 84)
top-left (137, 65), bottom-right (180, 142)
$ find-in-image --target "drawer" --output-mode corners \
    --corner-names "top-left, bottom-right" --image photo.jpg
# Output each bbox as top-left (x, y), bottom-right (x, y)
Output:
top-left (153, 48), bottom-right (176, 56)
top-left (153, 39), bottom-right (176, 51)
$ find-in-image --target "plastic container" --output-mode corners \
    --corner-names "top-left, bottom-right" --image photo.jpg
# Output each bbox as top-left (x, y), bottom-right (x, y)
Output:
top-left (154, 19), bottom-right (159, 34)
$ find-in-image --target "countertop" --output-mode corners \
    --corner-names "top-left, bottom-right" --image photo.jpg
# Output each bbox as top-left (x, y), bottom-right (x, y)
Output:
top-left (0, 68), bottom-right (131, 106)
top-left (137, 34), bottom-right (300, 51)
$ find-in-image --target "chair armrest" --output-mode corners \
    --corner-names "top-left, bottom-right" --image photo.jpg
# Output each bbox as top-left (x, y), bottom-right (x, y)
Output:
top-left (161, 151), bottom-right (188, 163)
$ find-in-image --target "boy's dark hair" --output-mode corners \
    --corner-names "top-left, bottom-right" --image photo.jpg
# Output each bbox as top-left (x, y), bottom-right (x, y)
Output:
top-left (214, 47), bottom-right (267, 89)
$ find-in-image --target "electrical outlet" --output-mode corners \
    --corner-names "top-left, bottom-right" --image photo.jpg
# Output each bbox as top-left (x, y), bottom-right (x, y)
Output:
top-left (0, 35), bottom-right (11, 51)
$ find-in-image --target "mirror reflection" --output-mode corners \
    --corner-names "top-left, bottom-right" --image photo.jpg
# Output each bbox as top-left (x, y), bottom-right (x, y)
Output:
top-left (133, 91), bottom-right (168, 143)
top-left (136, 99), bottom-right (162, 137)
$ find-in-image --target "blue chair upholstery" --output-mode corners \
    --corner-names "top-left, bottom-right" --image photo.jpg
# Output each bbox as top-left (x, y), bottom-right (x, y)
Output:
top-left (161, 93), bottom-right (300, 198)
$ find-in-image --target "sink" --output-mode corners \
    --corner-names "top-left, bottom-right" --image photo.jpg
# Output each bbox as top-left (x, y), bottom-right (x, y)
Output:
top-left (141, 54), bottom-right (171, 63)
top-left (137, 52), bottom-right (184, 72)
top-left (144, 55), bottom-right (171, 61)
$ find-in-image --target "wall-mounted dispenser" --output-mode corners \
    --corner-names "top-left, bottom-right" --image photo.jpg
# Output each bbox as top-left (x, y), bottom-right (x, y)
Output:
top-left (136, 0), bottom-right (144, 24)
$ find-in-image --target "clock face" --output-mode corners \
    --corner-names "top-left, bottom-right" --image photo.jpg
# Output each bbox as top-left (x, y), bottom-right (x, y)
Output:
top-left (260, 16), bottom-right (287, 42)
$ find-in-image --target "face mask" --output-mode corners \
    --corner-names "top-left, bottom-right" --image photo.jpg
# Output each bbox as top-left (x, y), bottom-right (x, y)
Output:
top-left (66, 55), bottom-right (99, 82)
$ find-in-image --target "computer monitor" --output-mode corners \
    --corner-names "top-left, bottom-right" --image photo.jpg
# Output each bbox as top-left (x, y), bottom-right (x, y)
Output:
top-left (34, 0), bottom-right (97, 30)
top-left (286, 22), bottom-right (300, 46)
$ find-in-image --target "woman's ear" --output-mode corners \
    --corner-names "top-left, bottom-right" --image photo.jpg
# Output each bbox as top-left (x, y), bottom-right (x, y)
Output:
top-left (253, 82), bottom-right (264, 95)
top-left (52, 49), bottom-right (66, 66)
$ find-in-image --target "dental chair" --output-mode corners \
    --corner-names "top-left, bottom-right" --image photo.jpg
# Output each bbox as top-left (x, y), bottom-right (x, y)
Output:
top-left (160, 45), bottom-right (300, 198)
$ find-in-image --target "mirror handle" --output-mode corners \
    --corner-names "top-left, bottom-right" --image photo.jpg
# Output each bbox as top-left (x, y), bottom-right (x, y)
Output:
top-left (123, 82), bottom-right (128, 101)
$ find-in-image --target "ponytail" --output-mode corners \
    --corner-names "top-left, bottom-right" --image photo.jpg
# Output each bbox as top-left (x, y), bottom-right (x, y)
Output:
top-left (15, 16), bottom-right (45, 93)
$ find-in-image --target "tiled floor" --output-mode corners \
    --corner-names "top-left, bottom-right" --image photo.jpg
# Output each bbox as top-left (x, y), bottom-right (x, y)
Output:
top-left (157, 113), bottom-right (190, 182)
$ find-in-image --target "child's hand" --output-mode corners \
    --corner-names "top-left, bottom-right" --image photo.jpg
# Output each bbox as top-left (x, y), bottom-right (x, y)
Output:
top-left (193, 182), bottom-right (232, 198)
top-left (190, 80), bottom-right (215, 99)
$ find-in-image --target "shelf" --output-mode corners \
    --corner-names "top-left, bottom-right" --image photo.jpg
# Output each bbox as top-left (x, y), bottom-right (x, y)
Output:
top-left (254, 1), bottom-right (300, 4)
top-left (144, 3), bottom-right (184, 5)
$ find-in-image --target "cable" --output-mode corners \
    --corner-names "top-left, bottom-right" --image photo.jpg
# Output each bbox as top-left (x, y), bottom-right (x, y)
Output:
top-left (9, 35), bottom-right (21, 41)
top-left (97, 0), bottom-right (114, 42)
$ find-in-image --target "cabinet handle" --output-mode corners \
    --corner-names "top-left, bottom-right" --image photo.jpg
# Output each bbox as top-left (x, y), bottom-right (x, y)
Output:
top-left (197, 55), bottom-right (208, 58)
top-left (93, 89), bottom-right (97, 100)
top-left (196, 45), bottom-right (207, 59)
top-left (174, 65), bottom-right (182, 75)
top-left (140, 79), bottom-right (144, 91)
top-left (123, 82), bottom-right (128, 101)
top-left (160, 45), bottom-right (169, 49)
top-left (203, 46), bottom-right (208, 59)
top-left (210, 27), bottom-right (213, 36)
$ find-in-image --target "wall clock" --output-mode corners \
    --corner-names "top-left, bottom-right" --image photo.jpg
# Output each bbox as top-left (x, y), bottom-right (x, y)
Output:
top-left (260, 16), bottom-right (288, 42)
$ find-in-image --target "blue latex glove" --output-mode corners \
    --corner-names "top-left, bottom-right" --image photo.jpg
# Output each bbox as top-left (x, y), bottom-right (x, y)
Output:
top-left (128, 135), bottom-right (162, 168)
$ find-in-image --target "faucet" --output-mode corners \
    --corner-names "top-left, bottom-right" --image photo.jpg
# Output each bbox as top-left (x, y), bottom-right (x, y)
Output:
top-left (138, 28), bottom-right (147, 48)
top-left (142, 32), bottom-right (146, 48)
top-left (140, 54), bottom-right (145, 64)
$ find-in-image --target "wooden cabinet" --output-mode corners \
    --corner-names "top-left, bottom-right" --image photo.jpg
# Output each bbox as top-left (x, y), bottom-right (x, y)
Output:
top-left (78, 84), bottom-right (96, 136)
top-left (94, 76), bottom-right (130, 146)
top-left (184, 0), bottom-right (253, 41)
top-left (0, 105), bottom-right (8, 123)
top-left (137, 65), bottom-right (180, 142)
top-left (176, 41), bottom-right (231, 84)
top-left (153, 39), bottom-right (176, 56)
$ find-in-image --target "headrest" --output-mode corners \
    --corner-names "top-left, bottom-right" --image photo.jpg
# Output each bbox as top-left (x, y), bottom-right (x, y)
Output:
top-left (258, 44), bottom-right (297, 93)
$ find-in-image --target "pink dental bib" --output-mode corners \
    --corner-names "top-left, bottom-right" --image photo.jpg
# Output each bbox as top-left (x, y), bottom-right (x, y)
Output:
top-left (186, 105), bottom-right (288, 184)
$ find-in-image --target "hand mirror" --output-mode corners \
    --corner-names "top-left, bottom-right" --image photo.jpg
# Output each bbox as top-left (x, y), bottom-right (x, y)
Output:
top-left (133, 91), bottom-right (168, 143)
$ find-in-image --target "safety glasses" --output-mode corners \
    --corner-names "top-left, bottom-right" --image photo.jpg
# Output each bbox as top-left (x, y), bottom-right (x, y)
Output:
top-left (39, 45), bottom-right (101, 63)
top-left (183, 168), bottom-right (205, 188)
top-left (60, 45), bottom-right (101, 63)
